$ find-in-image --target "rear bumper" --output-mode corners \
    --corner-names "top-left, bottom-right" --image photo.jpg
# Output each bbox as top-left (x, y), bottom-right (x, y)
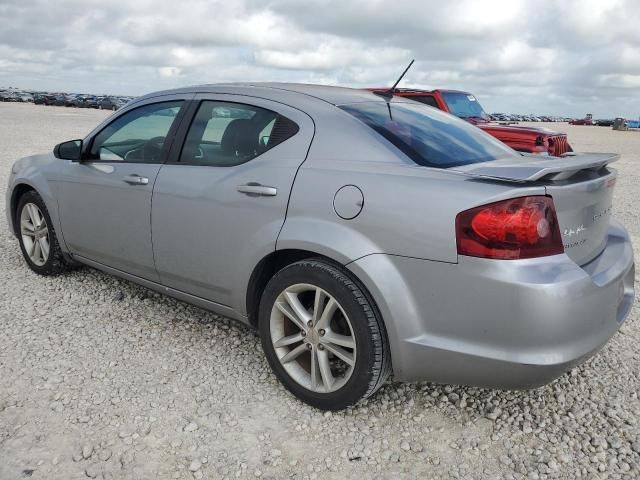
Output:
top-left (348, 219), bottom-right (635, 387)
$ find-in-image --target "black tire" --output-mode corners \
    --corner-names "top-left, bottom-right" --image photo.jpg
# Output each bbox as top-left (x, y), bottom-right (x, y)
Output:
top-left (16, 191), bottom-right (76, 276)
top-left (259, 258), bottom-right (391, 410)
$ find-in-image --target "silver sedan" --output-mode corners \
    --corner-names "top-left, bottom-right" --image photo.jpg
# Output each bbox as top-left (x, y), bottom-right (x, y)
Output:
top-left (6, 84), bottom-right (635, 409)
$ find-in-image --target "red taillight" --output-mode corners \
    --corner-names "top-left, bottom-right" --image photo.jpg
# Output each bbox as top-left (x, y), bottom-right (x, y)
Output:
top-left (456, 196), bottom-right (564, 260)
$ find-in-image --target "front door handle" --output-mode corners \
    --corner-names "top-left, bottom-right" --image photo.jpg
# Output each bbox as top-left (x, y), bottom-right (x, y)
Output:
top-left (237, 183), bottom-right (277, 197)
top-left (123, 174), bottom-right (149, 185)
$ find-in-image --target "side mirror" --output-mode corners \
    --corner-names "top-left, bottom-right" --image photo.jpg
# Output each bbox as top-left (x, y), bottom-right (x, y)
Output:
top-left (54, 139), bottom-right (83, 161)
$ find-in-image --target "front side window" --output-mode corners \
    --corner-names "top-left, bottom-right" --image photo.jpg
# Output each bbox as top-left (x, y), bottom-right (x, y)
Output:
top-left (89, 101), bottom-right (183, 162)
top-left (179, 101), bottom-right (299, 166)
top-left (340, 101), bottom-right (516, 168)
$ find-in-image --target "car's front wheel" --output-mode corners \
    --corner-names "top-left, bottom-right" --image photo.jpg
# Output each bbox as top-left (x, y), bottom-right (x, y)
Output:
top-left (16, 191), bottom-right (76, 275)
top-left (259, 259), bottom-right (391, 410)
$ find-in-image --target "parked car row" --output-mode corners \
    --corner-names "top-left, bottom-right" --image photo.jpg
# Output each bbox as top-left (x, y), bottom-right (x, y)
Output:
top-left (594, 118), bottom-right (615, 127)
top-left (1, 87), bottom-right (134, 111)
top-left (569, 117), bottom-right (618, 126)
top-left (493, 112), bottom-right (623, 126)
top-left (490, 113), bottom-right (570, 122)
top-left (0, 89), bottom-right (34, 103)
top-left (33, 94), bottom-right (133, 110)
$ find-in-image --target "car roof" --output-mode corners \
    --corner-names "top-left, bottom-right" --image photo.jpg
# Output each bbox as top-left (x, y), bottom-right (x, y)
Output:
top-left (131, 82), bottom-right (409, 109)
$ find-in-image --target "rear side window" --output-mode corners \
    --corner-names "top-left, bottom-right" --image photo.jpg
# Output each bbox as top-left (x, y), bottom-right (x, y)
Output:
top-left (180, 101), bottom-right (299, 166)
top-left (411, 96), bottom-right (439, 108)
top-left (339, 101), bottom-right (516, 168)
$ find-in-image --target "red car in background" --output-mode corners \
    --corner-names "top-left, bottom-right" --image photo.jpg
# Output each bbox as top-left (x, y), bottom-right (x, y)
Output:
top-left (569, 114), bottom-right (594, 126)
top-left (368, 88), bottom-right (572, 156)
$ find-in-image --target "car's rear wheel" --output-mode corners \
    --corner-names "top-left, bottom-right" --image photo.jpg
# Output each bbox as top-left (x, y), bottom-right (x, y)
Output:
top-left (259, 259), bottom-right (390, 410)
top-left (16, 191), bottom-right (76, 276)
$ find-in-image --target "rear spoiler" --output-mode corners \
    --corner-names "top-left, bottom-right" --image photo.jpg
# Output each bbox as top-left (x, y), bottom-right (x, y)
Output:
top-left (451, 152), bottom-right (619, 182)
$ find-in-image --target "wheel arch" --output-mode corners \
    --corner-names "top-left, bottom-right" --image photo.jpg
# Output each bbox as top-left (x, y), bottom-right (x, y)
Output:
top-left (9, 183), bottom-right (37, 236)
top-left (246, 249), bottom-right (328, 327)
top-left (9, 178), bottom-right (68, 253)
top-left (245, 249), bottom-right (385, 337)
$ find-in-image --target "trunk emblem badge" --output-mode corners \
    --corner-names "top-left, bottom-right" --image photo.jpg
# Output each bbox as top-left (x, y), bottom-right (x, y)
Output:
top-left (563, 225), bottom-right (586, 237)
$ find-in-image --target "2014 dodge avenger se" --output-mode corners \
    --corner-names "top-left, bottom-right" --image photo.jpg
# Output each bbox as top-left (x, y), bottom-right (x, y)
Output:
top-left (6, 84), bottom-right (635, 409)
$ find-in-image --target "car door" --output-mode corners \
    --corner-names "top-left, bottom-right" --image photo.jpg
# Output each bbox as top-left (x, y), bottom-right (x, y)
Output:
top-left (151, 94), bottom-right (314, 311)
top-left (56, 96), bottom-right (189, 281)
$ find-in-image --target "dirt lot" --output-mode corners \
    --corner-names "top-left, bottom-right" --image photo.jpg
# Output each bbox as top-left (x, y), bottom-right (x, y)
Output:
top-left (1, 103), bottom-right (639, 480)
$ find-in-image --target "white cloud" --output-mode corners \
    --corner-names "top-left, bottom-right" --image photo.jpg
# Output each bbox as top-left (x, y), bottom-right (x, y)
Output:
top-left (158, 67), bottom-right (182, 78)
top-left (255, 43), bottom-right (409, 70)
top-left (0, 0), bottom-right (639, 116)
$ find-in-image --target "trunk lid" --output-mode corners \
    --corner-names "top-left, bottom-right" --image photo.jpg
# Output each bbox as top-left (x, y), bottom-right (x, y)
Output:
top-left (451, 152), bottom-right (619, 265)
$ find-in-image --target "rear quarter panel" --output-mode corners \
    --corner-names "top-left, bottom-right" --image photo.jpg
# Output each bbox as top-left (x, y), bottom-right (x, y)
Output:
top-left (279, 110), bottom-right (547, 263)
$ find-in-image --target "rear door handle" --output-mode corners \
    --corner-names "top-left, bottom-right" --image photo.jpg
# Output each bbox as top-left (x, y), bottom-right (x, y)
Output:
top-left (123, 174), bottom-right (149, 185)
top-left (237, 183), bottom-right (277, 197)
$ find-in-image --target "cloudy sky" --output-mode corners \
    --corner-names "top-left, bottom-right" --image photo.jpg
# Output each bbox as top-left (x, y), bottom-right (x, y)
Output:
top-left (1, 0), bottom-right (639, 117)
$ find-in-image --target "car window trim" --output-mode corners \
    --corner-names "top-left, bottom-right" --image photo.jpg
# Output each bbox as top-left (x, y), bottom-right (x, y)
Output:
top-left (165, 99), bottom-right (201, 165)
top-left (81, 96), bottom-right (192, 165)
top-left (165, 98), bottom-right (300, 168)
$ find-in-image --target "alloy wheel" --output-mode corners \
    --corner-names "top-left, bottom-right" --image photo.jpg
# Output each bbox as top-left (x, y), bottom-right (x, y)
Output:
top-left (270, 283), bottom-right (357, 393)
top-left (20, 202), bottom-right (50, 266)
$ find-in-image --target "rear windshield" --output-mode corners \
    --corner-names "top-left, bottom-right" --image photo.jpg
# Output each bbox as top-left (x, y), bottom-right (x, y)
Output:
top-left (339, 101), bottom-right (515, 168)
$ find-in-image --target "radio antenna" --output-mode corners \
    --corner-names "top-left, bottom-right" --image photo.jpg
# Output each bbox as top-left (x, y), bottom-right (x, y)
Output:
top-left (374, 59), bottom-right (415, 99)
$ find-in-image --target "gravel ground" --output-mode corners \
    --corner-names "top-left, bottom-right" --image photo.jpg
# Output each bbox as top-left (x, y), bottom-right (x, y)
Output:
top-left (0, 103), bottom-right (639, 480)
